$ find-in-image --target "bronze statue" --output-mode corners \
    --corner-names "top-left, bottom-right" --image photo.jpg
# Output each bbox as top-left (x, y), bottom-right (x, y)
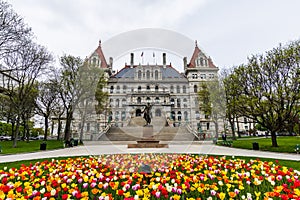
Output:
top-left (142, 103), bottom-right (152, 126)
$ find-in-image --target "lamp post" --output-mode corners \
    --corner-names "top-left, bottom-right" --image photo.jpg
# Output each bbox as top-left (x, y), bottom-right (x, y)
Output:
top-left (198, 122), bottom-right (203, 140)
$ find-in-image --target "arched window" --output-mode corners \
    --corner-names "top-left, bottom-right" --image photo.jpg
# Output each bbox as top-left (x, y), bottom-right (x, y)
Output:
top-left (183, 85), bottom-right (186, 93)
top-left (195, 111), bottom-right (200, 120)
top-left (138, 86), bottom-right (141, 93)
top-left (108, 112), bottom-right (113, 122)
top-left (170, 98), bottom-right (175, 107)
top-left (176, 85), bottom-right (180, 93)
top-left (194, 85), bottom-right (198, 93)
top-left (122, 99), bottom-right (126, 106)
top-left (155, 97), bottom-right (160, 103)
top-left (171, 111), bottom-right (176, 121)
top-left (184, 111), bottom-right (188, 121)
top-left (177, 99), bottom-right (181, 108)
top-left (155, 85), bottom-right (159, 92)
top-left (170, 85), bottom-right (174, 93)
top-left (115, 111), bottom-right (119, 121)
top-left (183, 98), bottom-right (187, 108)
top-left (177, 111), bottom-right (182, 121)
top-left (123, 85), bottom-right (127, 93)
top-left (200, 57), bottom-right (203, 66)
top-left (137, 97), bottom-right (141, 104)
top-left (146, 85), bottom-right (150, 91)
top-left (155, 70), bottom-right (159, 80)
top-left (195, 97), bottom-right (199, 107)
top-left (121, 111), bottom-right (126, 121)
top-left (116, 99), bottom-right (120, 107)
top-left (109, 98), bottom-right (113, 106)
top-left (146, 70), bottom-right (150, 80)
top-left (92, 57), bottom-right (97, 65)
top-left (138, 70), bottom-right (142, 79)
top-left (116, 85), bottom-right (120, 93)
top-left (155, 109), bottom-right (161, 117)
top-left (110, 86), bottom-right (114, 93)
top-left (146, 97), bottom-right (151, 103)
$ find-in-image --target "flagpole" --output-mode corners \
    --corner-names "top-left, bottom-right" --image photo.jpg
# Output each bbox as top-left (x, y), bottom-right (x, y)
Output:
top-left (141, 52), bottom-right (144, 65)
top-left (153, 52), bottom-right (155, 64)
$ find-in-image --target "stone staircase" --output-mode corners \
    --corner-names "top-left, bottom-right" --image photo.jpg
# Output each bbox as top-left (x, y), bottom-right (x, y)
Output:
top-left (99, 116), bottom-right (196, 142)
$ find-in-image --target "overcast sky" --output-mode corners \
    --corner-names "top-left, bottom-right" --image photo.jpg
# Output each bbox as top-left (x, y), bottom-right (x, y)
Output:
top-left (7, 0), bottom-right (300, 71)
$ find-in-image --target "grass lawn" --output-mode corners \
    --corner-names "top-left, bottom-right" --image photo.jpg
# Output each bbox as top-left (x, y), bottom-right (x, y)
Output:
top-left (231, 136), bottom-right (300, 153)
top-left (0, 140), bottom-right (64, 154)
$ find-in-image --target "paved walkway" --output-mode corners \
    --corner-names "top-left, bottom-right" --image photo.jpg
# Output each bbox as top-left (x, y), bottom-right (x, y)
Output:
top-left (1, 141), bottom-right (300, 164)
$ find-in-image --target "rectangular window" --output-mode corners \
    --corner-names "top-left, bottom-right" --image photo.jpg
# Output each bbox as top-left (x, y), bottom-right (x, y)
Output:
top-left (209, 74), bottom-right (214, 79)
top-left (200, 74), bottom-right (206, 79)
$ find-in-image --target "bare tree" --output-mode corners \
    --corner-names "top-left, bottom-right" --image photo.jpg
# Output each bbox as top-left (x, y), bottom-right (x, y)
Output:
top-left (0, 1), bottom-right (32, 71)
top-left (35, 79), bottom-right (60, 141)
top-left (4, 41), bottom-right (53, 147)
top-left (58, 54), bottom-right (83, 143)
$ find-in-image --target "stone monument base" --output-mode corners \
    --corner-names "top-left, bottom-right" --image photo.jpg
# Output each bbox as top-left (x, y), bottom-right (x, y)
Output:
top-left (127, 125), bottom-right (168, 148)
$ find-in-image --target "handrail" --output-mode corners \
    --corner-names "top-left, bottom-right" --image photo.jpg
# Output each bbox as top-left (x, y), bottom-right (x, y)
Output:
top-left (97, 124), bottom-right (111, 140)
top-left (185, 123), bottom-right (199, 139)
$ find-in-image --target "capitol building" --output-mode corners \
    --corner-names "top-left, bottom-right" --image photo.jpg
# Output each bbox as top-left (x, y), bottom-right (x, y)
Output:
top-left (74, 41), bottom-right (219, 140)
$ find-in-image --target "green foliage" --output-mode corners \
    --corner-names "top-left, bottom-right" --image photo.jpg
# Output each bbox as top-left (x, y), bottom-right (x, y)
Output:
top-left (30, 127), bottom-right (44, 137)
top-left (232, 136), bottom-right (300, 153)
top-left (0, 140), bottom-right (64, 155)
top-left (94, 72), bottom-right (109, 114)
top-left (255, 123), bottom-right (268, 131)
top-left (197, 82), bottom-right (212, 116)
top-left (224, 40), bottom-right (300, 147)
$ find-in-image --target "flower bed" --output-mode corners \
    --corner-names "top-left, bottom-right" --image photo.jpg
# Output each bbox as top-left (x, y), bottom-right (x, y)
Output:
top-left (0, 154), bottom-right (300, 199)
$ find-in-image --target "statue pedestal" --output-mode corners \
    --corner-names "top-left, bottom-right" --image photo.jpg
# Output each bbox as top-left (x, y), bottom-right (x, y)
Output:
top-left (128, 125), bottom-right (168, 148)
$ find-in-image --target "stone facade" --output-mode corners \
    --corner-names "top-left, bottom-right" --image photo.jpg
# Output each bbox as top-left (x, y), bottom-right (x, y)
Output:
top-left (73, 41), bottom-right (219, 140)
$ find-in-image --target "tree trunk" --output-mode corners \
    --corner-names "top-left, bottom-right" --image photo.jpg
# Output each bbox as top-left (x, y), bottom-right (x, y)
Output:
top-left (64, 111), bottom-right (73, 141)
top-left (11, 120), bottom-right (15, 141)
top-left (79, 109), bottom-right (87, 142)
top-left (51, 119), bottom-right (54, 136)
top-left (236, 116), bottom-right (241, 138)
top-left (271, 131), bottom-right (278, 147)
top-left (13, 118), bottom-right (20, 148)
top-left (24, 119), bottom-right (30, 143)
top-left (57, 120), bottom-right (62, 140)
top-left (214, 120), bottom-right (219, 139)
top-left (44, 115), bottom-right (49, 140)
top-left (229, 117), bottom-right (235, 139)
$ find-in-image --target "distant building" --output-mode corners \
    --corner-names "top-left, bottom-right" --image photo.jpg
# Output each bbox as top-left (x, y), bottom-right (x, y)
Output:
top-left (73, 41), bottom-right (220, 140)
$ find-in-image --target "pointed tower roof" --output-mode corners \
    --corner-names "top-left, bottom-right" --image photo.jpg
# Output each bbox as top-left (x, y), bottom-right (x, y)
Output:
top-left (94, 40), bottom-right (109, 69)
top-left (188, 40), bottom-right (217, 68)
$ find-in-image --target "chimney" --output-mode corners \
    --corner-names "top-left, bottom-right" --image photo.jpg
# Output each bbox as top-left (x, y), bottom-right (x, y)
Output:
top-left (183, 57), bottom-right (187, 70)
top-left (162, 53), bottom-right (166, 68)
top-left (109, 57), bottom-right (113, 69)
top-left (130, 53), bottom-right (134, 68)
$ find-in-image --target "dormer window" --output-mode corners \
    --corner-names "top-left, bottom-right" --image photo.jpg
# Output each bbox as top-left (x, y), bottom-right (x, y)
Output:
top-left (197, 52), bottom-right (207, 67)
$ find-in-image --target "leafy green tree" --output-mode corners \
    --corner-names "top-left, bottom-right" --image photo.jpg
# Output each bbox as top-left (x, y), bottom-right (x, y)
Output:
top-left (94, 72), bottom-right (109, 126)
top-left (76, 62), bottom-right (107, 142)
top-left (222, 68), bottom-right (239, 139)
top-left (198, 80), bottom-right (226, 140)
top-left (226, 41), bottom-right (300, 147)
